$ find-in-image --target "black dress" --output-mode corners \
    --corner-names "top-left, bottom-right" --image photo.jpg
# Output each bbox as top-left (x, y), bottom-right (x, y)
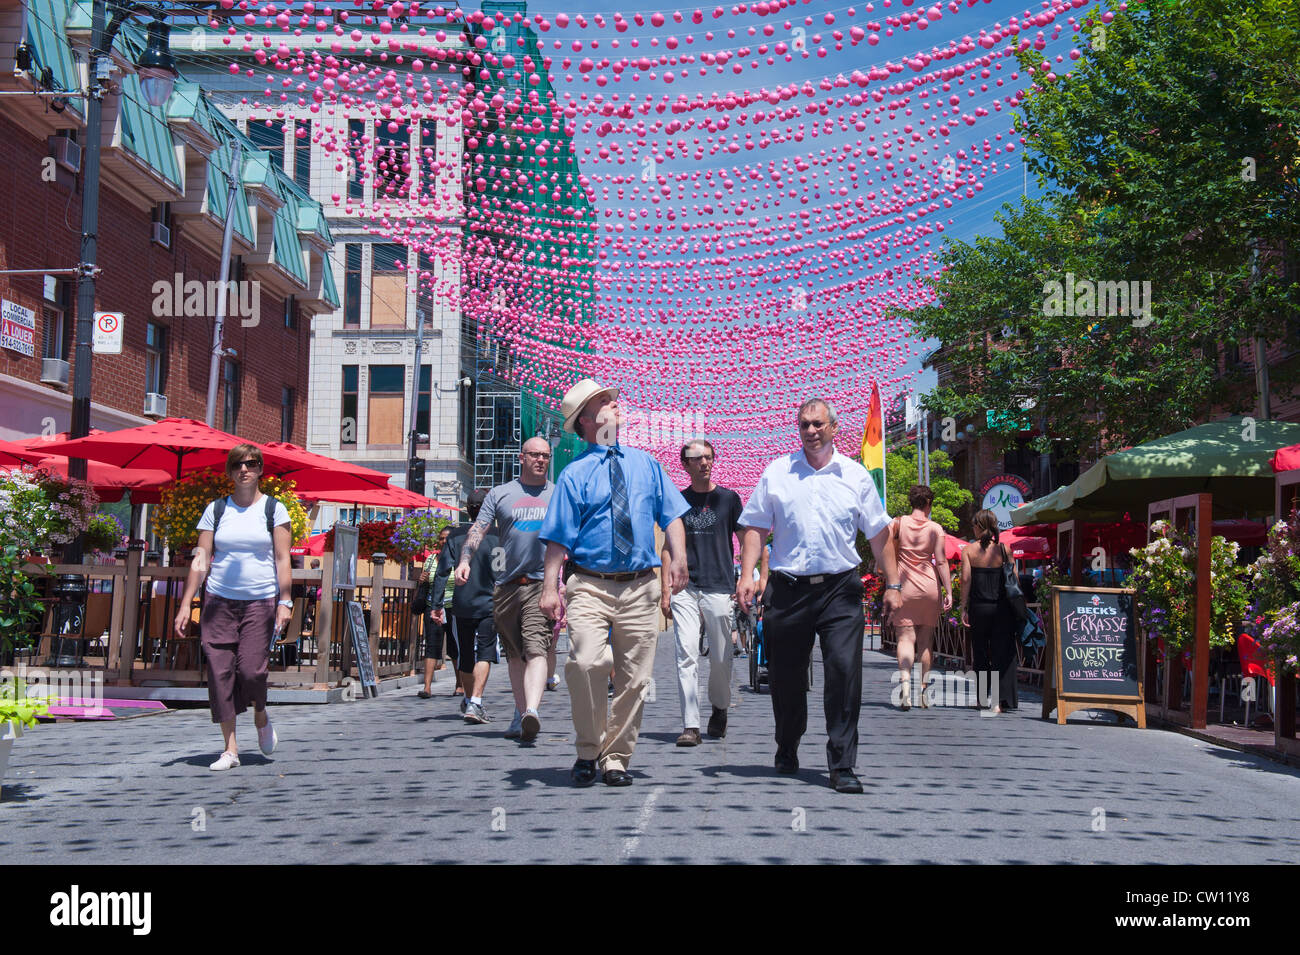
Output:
top-left (968, 561), bottom-right (1017, 709)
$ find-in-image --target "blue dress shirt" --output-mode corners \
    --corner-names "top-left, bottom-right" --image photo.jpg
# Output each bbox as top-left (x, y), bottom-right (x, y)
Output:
top-left (540, 443), bottom-right (690, 573)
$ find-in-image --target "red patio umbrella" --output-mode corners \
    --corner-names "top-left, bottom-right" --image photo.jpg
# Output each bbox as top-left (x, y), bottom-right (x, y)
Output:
top-left (33, 418), bottom-right (242, 479)
top-left (1272, 444), bottom-right (1300, 472)
top-left (0, 437), bottom-right (47, 467)
top-left (943, 533), bottom-right (967, 561)
top-left (2, 456), bottom-right (170, 503)
top-left (290, 531), bottom-right (331, 557)
top-left (33, 420), bottom-right (395, 492)
top-left (297, 484), bottom-right (458, 512)
top-left (255, 441), bottom-right (393, 493)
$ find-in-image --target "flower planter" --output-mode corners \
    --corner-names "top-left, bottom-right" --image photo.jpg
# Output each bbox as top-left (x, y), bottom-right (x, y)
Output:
top-left (0, 720), bottom-right (21, 792)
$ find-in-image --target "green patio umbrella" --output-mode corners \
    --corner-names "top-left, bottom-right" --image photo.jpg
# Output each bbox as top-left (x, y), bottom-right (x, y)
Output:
top-left (1012, 416), bottom-right (1300, 524)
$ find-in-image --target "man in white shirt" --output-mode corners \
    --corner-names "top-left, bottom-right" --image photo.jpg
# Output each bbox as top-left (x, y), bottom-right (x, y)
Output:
top-left (737, 398), bottom-right (902, 794)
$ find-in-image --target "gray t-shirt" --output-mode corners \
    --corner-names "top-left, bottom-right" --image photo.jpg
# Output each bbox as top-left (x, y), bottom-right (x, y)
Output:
top-left (475, 479), bottom-right (554, 586)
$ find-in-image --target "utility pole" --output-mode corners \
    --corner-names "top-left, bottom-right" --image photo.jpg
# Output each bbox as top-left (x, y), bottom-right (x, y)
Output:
top-left (205, 137), bottom-right (243, 428)
top-left (406, 301), bottom-right (427, 495)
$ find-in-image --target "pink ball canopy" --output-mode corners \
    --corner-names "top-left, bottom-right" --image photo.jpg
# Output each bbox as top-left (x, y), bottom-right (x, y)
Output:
top-left (222, 0), bottom-right (1072, 491)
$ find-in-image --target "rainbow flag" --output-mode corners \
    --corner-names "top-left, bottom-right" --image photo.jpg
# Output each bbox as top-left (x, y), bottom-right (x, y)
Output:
top-left (862, 382), bottom-right (886, 503)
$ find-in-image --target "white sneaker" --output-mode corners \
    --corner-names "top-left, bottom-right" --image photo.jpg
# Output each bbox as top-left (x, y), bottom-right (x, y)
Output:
top-left (505, 710), bottom-right (523, 739)
top-left (520, 709), bottom-right (540, 743)
top-left (257, 721), bottom-right (277, 756)
top-left (546, 675), bottom-right (560, 691)
top-left (209, 751), bottom-right (240, 771)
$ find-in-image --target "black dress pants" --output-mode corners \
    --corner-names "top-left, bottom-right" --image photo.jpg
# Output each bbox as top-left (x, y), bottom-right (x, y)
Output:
top-left (969, 598), bottom-right (1015, 707)
top-left (763, 570), bottom-right (864, 771)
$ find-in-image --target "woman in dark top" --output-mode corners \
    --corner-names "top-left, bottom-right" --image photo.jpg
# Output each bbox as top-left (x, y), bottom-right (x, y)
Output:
top-left (959, 509), bottom-right (1017, 712)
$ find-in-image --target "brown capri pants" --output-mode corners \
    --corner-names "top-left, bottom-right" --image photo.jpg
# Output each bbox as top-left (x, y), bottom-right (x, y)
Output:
top-left (201, 593), bottom-right (275, 724)
top-left (493, 578), bottom-right (553, 660)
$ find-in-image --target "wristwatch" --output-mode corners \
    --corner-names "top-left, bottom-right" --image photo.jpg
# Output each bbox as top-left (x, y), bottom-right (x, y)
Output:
top-left (886, 583), bottom-right (903, 591)
top-left (278, 599), bottom-right (293, 608)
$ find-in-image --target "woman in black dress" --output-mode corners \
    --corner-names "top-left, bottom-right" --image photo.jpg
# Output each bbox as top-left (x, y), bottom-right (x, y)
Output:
top-left (959, 509), bottom-right (1017, 712)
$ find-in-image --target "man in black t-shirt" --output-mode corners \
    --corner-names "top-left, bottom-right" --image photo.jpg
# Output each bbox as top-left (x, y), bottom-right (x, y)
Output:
top-left (660, 439), bottom-right (744, 746)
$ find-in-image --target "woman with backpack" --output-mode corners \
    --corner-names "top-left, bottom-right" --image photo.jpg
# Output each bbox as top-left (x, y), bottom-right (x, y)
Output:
top-left (175, 444), bottom-right (292, 770)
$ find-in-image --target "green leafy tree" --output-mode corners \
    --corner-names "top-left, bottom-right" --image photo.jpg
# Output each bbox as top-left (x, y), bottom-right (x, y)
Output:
top-left (884, 444), bottom-right (971, 532)
top-left (903, 0), bottom-right (1300, 455)
top-left (856, 443), bottom-right (972, 573)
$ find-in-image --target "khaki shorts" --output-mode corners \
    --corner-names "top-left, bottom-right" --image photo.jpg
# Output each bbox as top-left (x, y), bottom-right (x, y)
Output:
top-left (493, 578), bottom-right (553, 660)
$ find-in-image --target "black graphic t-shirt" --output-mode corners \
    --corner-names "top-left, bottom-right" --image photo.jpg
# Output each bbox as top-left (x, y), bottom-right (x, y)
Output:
top-left (681, 485), bottom-right (743, 593)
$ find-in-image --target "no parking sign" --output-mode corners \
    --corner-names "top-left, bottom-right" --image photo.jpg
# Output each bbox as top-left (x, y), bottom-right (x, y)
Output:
top-left (92, 311), bottom-right (123, 354)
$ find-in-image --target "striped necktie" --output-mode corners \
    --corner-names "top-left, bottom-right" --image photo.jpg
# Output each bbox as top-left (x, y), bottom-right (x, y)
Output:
top-left (607, 447), bottom-right (634, 560)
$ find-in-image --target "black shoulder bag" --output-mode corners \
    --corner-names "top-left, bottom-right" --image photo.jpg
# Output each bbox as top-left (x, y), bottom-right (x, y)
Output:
top-left (1000, 543), bottom-right (1030, 621)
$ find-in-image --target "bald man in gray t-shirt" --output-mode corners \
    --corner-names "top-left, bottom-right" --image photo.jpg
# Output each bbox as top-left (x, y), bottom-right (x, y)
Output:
top-left (457, 437), bottom-right (556, 743)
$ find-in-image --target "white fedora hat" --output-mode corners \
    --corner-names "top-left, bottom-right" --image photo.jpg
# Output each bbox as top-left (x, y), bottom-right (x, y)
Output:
top-left (561, 378), bottom-right (619, 434)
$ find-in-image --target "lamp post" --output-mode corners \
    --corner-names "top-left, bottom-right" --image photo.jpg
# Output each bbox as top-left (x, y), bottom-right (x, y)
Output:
top-left (69, 3), bottom-right (178, 480)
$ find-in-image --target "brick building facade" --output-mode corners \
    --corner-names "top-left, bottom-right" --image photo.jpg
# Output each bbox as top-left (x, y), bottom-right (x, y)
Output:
top-left (0, 0), bottom-right (337, 447)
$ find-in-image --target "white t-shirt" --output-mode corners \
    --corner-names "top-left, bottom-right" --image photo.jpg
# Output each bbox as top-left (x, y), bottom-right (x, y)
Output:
top-left (197, 495), bottom-right (291, 601)
top-left (739, 450), bottom-right (890, 575)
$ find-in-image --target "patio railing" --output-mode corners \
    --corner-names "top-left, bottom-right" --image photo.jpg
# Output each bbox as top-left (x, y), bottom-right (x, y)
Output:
top-left (13, 547), bottom-right (423, 690)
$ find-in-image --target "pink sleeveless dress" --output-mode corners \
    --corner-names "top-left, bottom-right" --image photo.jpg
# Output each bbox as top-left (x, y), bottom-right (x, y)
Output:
top-left (894, 516), bottom-right (943, 629)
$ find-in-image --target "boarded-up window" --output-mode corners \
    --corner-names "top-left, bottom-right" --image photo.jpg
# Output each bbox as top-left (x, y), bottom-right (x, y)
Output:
top-left (371, 243), bottom-right (407, 327)
top-left (368, 365), bottom-right (405, 446)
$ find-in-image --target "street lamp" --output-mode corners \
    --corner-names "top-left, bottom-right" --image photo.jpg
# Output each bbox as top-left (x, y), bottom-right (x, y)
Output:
top-left (135, 15), bottom-right (178, 107)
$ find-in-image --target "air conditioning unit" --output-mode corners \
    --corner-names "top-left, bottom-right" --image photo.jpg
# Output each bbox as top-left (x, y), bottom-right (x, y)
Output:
top-left (143, 392), bottom-right (167, 418)
top-left (50, 136), bottom-right (80, 173)
top-left (40, 358), bottom-right (69, 388)
top-left (151, 221), bottom-right (170, 248)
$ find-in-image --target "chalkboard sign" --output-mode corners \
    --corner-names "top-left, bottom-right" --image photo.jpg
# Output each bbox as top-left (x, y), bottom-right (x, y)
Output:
top-left (1042, 586), bottom-right (1145, 728)
top-left (345, 600), bottom-right (378, 698)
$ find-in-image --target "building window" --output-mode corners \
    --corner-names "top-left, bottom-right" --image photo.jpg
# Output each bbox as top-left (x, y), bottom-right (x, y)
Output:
top-left (281, 386), bottom-right (295, 442)
top-left (344, 244), bottom-right (362, 326)
top-left (151, 202), bottom-right (172, 247)
top-left (341, 365), bottom-right (358, 446)
top-left (284, 294), bottom-right (297, 330)
top-left (42, 280), bottom-right (69, 361)
top-left (145, 323), bottom-right (167, 394)
top-left (368, 365), bottom-right (405, 446)
top-left (371, 243), bottom-right (408, 327)
top-left (347, 119), bottom-right (366, 200)
top-left (248, 117), bottom-right (286, 172)
top-left (374, 121), bottom-right (410, 198)
top-left (222, 358), bottom-right (241, 433)
top-left (417, 365), bottom-right (431, 448)
top-left (293, 119), bottom-right (311, 191)
top-left (419, 120), bottom-right (440, 190)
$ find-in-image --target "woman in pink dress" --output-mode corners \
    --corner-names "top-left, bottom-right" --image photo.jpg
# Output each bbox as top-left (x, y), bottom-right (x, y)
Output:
top-left (892, 485), bottom-right (952, 709)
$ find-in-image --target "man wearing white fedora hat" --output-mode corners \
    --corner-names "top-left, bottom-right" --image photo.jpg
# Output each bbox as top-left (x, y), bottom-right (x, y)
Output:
top-left (540, 379), bottom-right (690, 787)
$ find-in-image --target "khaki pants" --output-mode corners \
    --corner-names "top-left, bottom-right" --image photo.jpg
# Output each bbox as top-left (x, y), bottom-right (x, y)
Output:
top-left (670, 587), bottom-right (734, 731)
top-left (565, 571), bottom-right (661, 772)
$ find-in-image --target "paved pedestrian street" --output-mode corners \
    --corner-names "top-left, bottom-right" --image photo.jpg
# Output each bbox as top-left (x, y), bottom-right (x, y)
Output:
top-left (4, 637), bottom-right (1298, 865)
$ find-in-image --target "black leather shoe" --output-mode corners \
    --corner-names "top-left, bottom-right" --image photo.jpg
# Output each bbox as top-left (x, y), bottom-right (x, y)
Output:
top-left (829, 770), bottom-right (863, 794)
top-left (706, 707), bottom-right (727, 739)
top-left (602, 769), bottom-right (633, 787)
top-left (774, 753), bottom-right (799, 774)
top-left (571, 759), bottom-right (598, 787)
